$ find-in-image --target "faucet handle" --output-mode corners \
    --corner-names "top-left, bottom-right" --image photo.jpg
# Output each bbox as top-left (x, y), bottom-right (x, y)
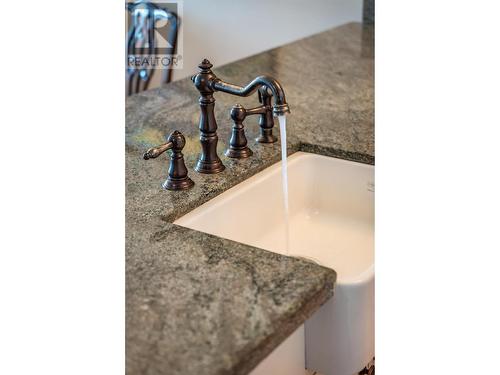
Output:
top-left (143, 130), bottom-right (194, 191)
top-left (143, 141), bottom-right (172, 160)
top-left (225, 104), bottom-right (253, 159)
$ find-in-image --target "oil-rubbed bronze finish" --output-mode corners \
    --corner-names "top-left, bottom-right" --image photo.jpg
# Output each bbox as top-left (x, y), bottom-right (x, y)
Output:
top-left (225, 104), bottom-right (253, 158)
top-left (191, 59), bottom-right (225, 174)
top-left (256, 87), bottom-right (277, 143)
top-left (191, 58), bottom-right (289, 172)
top-left (143, 130), bottom-right (194, 191)
top-left (211, 75), bottom-right (290, 116)
top-left (226, 101), bottom-right (276, 158)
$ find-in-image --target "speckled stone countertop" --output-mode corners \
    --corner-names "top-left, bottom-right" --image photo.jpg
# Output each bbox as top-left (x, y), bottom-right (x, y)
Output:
top-left (126, 22), bottom-right (373, 375)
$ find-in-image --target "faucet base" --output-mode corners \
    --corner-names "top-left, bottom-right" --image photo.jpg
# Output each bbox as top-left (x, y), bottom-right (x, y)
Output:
top-left (194, 159), bottom-right (226, 174)
top-left (225, 146), bottom-right (253, 159)
top-left (163, 176), bottom-right (194, 191)
top-left (256, 133), bottom-right (277, 144)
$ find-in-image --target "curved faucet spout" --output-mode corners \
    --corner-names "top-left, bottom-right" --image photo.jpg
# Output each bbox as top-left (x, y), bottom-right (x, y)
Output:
top-left (212, 75), bottom-right (290, 116)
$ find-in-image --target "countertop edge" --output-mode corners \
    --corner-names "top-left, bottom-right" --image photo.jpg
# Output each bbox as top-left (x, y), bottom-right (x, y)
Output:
top-left (235, 271), bottom-right (336, 375)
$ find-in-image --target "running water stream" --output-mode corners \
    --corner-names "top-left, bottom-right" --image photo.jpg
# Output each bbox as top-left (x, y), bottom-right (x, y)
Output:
top-left (278, 115), bottom-right (290, 255)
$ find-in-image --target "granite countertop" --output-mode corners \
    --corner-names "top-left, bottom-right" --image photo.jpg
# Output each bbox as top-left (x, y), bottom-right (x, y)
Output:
top-left (126, 22), bottom-right (374, 375)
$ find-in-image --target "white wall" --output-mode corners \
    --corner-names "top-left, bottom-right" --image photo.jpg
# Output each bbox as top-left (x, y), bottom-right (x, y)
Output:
top-left (149, 0), bottom-right (363, 88)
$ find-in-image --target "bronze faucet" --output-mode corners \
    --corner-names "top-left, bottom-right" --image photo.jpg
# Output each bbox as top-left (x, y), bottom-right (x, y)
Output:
top-left (143, 130), bottom-right (194, 191)
top-left (191, 58), bottom-right (290, 173)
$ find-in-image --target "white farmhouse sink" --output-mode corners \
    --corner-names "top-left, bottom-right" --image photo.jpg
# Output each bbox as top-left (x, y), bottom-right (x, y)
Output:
top-left (175, 152), bottom-right (374, 375)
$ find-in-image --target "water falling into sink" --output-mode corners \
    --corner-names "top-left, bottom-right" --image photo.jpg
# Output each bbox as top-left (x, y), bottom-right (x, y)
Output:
top-left (278, 115), bottom-right (290, 255)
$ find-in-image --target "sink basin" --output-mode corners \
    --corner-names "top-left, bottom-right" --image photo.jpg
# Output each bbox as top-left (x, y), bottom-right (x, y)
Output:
top-left (175, 151), bottom-right (374, 375)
